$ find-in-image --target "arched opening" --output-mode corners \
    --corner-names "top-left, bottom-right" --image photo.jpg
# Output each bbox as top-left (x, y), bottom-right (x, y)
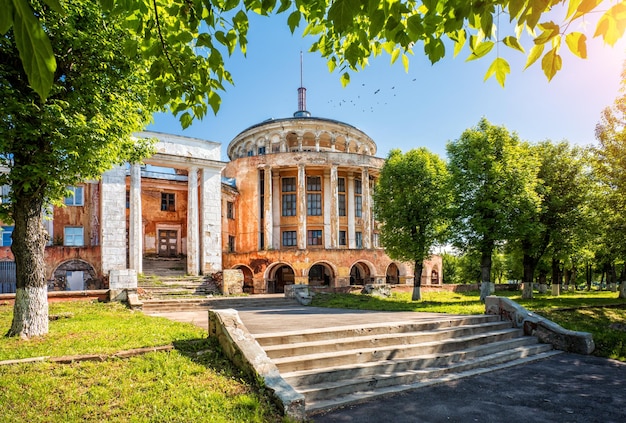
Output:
top-left (431, 269), bottom-right (439, 284)
top-left (51, 259), bottom-right (99, 291)
top-left (268, 264), bottom-right (295, 294)
top-left (350, 262), bottom-right (371, 285)
top-left (234, 265), bottom-right (254, 293)
top-left (308, 263), bottom-right (334, 286)
top-left (386, 263), bottom-right (400, 284)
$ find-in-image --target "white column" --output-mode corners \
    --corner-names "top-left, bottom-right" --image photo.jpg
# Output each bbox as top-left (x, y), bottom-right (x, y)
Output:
top-left (323, 169), bottom-right (331, 248)
top-left (263, 166), bottom-right (273, 250)
top-left (362, 167), bottom-right (372, 249)
top-left (297, 164), bottom-right (307, 249)
top-left (272, 173), bottom-right (281, 248)
top-left (187, 166), bottom-right (200, 275)
top-left (100, 166), bottom-right (127, 273)
top-left (200, 167), bottom-right (222, 273)
top-left (129, 163), bottom-right (142, 274)
top-left (347, 173), bottom-right (356, 249)
top-left (330, 165), bottom-right (339, 248)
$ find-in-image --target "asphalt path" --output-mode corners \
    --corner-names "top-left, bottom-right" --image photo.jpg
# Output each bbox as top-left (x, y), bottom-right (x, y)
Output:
top-left (311, 353), bottom-right (626, 423)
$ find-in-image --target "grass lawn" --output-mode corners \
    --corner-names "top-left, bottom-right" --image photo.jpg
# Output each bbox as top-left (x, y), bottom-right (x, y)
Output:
top-left (311, 289), bottom-right (626, 361)
top-left (0, 301), bottom-right (286, 423)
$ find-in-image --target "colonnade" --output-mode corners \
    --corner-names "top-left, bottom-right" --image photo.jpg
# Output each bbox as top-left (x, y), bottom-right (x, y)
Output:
top-left (260, 165), bottom-right (374, 251)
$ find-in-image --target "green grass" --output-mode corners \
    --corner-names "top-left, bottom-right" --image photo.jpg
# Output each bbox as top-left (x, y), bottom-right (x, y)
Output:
top-left (0, 301), bottom-right (205, 360)
top-left (0, 301), bottom-right (286, 422)
top-left (311, 289), bottom-right (626, 361)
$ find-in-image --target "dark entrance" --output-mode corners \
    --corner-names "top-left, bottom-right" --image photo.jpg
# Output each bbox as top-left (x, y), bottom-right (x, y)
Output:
top-left (158, 230), bottom-right (178, 257)
top-left (271, 265), bottom-right (294, 293)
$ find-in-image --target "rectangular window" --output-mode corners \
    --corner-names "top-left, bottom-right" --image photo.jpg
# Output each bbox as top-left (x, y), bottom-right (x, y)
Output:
top-left (282, 231), bottom-right (297, 247)
top-left (0, 185), bottom-right (11, 204)
top-left (226, 201), bottom-right (234, 219)
top-left (373, 233), bottom-right (380, 248)
top-left (338, 177), bottom-right (345, 193)
top-left (307, 176), bottom-right (321, 191)
top-left (339, 230), bottom-right (347, 246)
top-left (247, 150), bottom-right (254, 157)
top-left (355, 179), bottom-right (362, 194)
top-left (282, 177), bottom-right (296, 192)
top-left (161, 193), bottom-right (175, 211)
top-left (64, 226), bottom-right (84, 246)
top-left (307, 230), bottom-right (323, 246)
top-left (355, 231), bottom-right (363, 249)
top-left (1, 226), bottom-right (13, 246)
top-left (258, 146), bottom-right (266, 155)
top-left (307, 193), bottom-right (322, 216)
top-left (282, 194), bottom-right (296, 216)
top-left (126, 191), bottom-right (130, 209)
top-left (228, 235), bottom-right (235, 252)
top-left (355, 195), bottom-right (362, 217)
top-left (338, 194), bottom-right (346, 216)
top-left (64, 186), bottom-right (84, 206)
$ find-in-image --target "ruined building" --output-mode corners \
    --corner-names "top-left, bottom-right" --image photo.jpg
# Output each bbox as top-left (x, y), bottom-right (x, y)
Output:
top-left (0, 88), bottom-right (442, 294)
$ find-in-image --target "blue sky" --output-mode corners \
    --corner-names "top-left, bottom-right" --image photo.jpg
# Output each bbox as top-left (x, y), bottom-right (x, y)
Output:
top-left (148, 12), bottom-right (626, 162)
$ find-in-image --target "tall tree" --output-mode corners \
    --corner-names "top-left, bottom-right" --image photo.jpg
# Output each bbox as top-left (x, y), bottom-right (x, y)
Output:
top-left (595, 64), bottom-right (626, 298)
top-left (2, 0), bottom-right (624, 106)
top-left (1, 0), bottom-right (154, 338)
top-left (373, 148), bottom-right (450, 301)
top-left (447, 118), bottom-right (533, 301)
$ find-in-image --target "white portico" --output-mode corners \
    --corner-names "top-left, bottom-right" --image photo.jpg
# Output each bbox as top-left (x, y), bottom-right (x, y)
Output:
top-left (101, 131), bottom-right (225, 281)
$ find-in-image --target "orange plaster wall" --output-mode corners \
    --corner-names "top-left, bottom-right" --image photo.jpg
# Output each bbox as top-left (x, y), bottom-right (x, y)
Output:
top-left (126, 177), bottom-right (189, 255)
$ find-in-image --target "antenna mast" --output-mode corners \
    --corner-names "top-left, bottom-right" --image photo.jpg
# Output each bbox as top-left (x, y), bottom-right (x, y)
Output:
top-left (294, 51), bottom-right (311, 117)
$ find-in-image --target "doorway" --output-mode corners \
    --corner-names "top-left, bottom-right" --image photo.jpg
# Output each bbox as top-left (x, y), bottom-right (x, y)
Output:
top-left (158, 230), bottom-right (178, 257)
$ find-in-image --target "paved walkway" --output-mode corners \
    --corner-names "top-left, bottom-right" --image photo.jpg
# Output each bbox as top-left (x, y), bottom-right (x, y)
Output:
top-left (148, 305), bottom-right (626, 423)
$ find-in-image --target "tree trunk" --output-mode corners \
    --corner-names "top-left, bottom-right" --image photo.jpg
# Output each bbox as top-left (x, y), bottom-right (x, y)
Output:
top-left (586, 263), bottom-right (593, 291)
top-left (479, 250), bottom-right (493, 301)
top-left (6, 194), bottom-right (49, 338)
top-left (412, 261), bottom-right (423, 301)
top-left (522, 253), bottom-right (535, 299)
top-left (619, 266), bottom-right (626, 299)
top-left (609, 264), bottom-right (617, 292)
top-left (551, 258), bottom-right (561, 296)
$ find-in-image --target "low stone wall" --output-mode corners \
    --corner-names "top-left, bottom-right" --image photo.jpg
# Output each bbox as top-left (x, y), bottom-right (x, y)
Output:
top-left (208, 309), bottom-right (305, 421)
top-left (485, 296), bottom-right (595, 355)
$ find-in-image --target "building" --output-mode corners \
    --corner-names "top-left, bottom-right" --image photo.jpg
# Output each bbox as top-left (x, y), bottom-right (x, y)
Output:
top-left (220, 87), bottom-right (441, 294)
top-left (0, 89), bottom-right (442, 295)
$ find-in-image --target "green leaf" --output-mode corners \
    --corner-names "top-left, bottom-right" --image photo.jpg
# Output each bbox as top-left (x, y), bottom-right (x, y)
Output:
top-left (594, 3), bottom-right (626, 47)
top-left (566, 0), bottom-right (583, 19)
top-left (42, 0), bottom-right (63, 14)
top-left (208, 91), bottom-right (221, 115)
top-left (328, 0), bottom-right (360, 33)
top-left (541, 47), bottom-right (562, 81)
top-left (340, 71), bottom-right (350, 87)
top-left (466, 41), bottom-right (494, 61)
top-left (524, 43), bottom-right (544, 69)
top-left (534, 21), bottom-right (560, 45)
top-left (508, 0), bottom-right (526, 21)
top-left (484, 57), bottom-right (510, 87)
top-left (12, 0), bottom-right (56, 100)
top-left (502, 36), bottom-right (525, 53)
top-left (277, 0), bottom-right (291, 13)
top-left (287, 10), bottom-right (300, 33)
top-left (0, 0), bottom-right (13, 34)
top-left (565, 32), bottom-right (587, 58)
top-left (572, 0), bottom-right (603, 20)
top-left (180, 112), bottom-right (193, 129)
top-left (370, 9), bottom-right (385, 36)
top-left (390, 47), bottom-right (400, 64)
top-left (401, 53), bottom-right (409, 72)
top-left (453, 29), bottom-right (466, 58)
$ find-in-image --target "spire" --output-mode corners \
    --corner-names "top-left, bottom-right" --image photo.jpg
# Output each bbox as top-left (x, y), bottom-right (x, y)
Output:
top-left (294, 51), bottom-right (311, 118)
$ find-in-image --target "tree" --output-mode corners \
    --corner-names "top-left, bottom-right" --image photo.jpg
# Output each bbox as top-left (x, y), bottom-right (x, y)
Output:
top-left (1, 0), bottom-right (155, 338)
top-left (447, 118), bottom-right (533, 301)
top-left (2, 0), bottom-right (625, 108)
top-left (595, 63), bottom-right (626, 298)
top-left (373, 148), bottom-right (450, 301)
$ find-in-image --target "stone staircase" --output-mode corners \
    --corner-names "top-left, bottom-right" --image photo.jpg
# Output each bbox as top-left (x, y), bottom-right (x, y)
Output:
top-left (138, 275), bottom-right (219, 298)
top-left (141, 294), bottom-right (298, 313)
top-left (252, 314), bottom-right (560, 414)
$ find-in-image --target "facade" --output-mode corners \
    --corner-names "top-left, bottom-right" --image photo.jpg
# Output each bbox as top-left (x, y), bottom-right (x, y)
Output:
top-left (0, 95), bottom-right (442, 295)
top-left (220, 94), bottom-right (441, 294)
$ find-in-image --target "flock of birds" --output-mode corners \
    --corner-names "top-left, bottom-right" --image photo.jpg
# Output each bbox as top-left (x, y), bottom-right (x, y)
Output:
top-left (325, 79), bottom-right (418, 113)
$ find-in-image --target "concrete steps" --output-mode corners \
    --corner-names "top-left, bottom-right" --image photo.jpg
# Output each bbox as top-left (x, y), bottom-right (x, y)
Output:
top-left (253, 315), bottom-right (559, 414)
top-left (141, 295), bottom-right (298, 313)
